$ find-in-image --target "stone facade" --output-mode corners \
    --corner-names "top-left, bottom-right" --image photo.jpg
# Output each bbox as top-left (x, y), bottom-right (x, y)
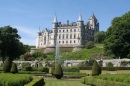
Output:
top-left (35, 13), bottom-right (99, 52)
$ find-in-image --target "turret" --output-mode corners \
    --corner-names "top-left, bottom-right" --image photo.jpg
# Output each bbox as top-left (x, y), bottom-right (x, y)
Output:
top-left (77, 13), bottom-right (84, 27)
top-left (52, 14), bottom-right (58, 29)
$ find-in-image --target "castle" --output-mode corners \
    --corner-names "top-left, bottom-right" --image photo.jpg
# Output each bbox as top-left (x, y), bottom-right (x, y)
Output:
top-left (35, 13), bottom-right (99, 53)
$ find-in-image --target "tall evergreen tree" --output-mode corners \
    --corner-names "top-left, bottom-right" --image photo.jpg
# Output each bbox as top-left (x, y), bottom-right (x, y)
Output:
top-left (92, 60), bottom-right (101, 76)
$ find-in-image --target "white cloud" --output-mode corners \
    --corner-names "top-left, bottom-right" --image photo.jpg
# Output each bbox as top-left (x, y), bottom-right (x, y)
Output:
top-left (13, 25), bottom-right (37, 45)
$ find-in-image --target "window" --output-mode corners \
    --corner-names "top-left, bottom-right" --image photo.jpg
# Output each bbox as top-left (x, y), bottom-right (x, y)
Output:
top-left (59, 30), bottom-right (61, 32)
top-left (74, 40), bottom-right (75, 43)
top-left (74, 29), bottom-right (76, 32)
top-left (66, 41), bottom-right (68, 43)
top-left (70, 29), bottom-right (72, 32)
top-left (59, 41), bottom-right (60, 44)
top-left (66, 34), bottom-right (68, 39)
top-left (62, 34), bottom-right (64, 39)
top-left (62, 41), bottom-right (64, 43)
top-left (63, 30), bottom-right (64, 32)
top-left (70, 34), bottom-right (72, 39)
top-left (70, 41), bottom-right (71, 43)
top-left (59, 34), bottom-right (61, 39)
top-left (67, 29), bottom-right (68, 32)
top-left (74, 34), bottom-right (76, 39)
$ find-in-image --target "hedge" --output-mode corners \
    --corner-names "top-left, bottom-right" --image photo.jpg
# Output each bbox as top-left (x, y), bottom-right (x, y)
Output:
top-left (24, 77), bottom-right (45, 86)
top-left (81, 74), bottom-right (130, 86)
top-left (79, 67), bottom-right (130, 70)
top-left (0, 73), bottom-right (32, 86)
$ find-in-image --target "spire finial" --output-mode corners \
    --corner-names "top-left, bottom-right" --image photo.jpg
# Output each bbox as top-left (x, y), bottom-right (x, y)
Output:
top-left (53, 13), bottom-right (57, 22)
top-left (78, 12), bottom-right (82, 21)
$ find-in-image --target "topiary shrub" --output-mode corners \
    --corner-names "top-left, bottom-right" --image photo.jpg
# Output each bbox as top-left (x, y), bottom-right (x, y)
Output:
top-left (92, 60), bottom-right (101, 76)
top-left (53, 64), bottom-right (63, 79)
top-left (10, 62), bottom-right (18, 73)
top-left (2, 57), bottom-right (12, 72)
top-left (50, 62), bottom-right (55, 75)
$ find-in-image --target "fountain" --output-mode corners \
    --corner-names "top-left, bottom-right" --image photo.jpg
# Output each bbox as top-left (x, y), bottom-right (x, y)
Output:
top-left (55, 35), bottom-right (61, 66)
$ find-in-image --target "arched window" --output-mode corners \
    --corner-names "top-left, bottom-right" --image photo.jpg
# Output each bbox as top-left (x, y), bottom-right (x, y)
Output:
top-left (66, 34), bottom-right (68, 39)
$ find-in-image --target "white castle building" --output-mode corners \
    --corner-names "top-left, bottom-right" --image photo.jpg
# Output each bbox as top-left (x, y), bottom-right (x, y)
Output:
top-left (35, 13), bottom-right (99, 53)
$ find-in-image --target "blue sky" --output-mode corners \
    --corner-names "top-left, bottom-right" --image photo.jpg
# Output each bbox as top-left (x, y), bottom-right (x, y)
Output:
top-left (0, 0), bottom-right (130, 45)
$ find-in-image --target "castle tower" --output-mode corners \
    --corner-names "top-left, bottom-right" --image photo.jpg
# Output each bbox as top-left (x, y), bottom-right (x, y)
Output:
top-left (77, 13), bottom-right (84, 28)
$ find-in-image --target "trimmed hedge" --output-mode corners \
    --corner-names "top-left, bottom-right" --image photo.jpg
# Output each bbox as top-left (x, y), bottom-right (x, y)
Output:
top-left (63, 67), bottom-right (80, 72)
top-left (82, 74), bottom-right (130, 86)
top-left (24, 77), bottom-right (45, 86)
top-left (0, 73), bottom-right (32, 86)
top-left (79, 67), bottom-right (130, 70)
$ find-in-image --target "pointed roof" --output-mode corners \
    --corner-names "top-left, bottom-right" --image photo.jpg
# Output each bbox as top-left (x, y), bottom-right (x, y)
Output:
top-left (53, 14), bottom-right (57, 23)
top-left (78, 13), bottom-right (83, 21)
top-left (90, 13), bottom-right (97, 20)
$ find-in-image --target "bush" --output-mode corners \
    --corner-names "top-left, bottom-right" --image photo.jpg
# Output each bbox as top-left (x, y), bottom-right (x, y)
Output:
top-left (2, 57), bottom-right (12, 72)
top-left (81, 77), bottom-right (85, 84)
top-left (25, 77), bottom-right (45, 86)
top-left (63, 67), bottom-right (79, 72)
top-left (39, 67), bottom-right (49, 73)
top-left (50, 62), bottom-right (55, 75)
top-left (10, 62), bottom-right (18, 73)
top-left (85, 41), bottom-right (95, 49)
top-left (92, 60), bottom-right (101, 76)
top-left (53, 64), bottom-right (63, 79)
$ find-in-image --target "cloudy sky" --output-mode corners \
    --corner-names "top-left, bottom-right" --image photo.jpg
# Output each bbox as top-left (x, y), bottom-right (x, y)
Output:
top-left (0, 0), bottom-right (130, 45)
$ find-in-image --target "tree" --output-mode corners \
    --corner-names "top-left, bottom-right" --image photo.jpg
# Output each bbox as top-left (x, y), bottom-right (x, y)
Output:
top-left (0, 26), bottom-right (28, 62)
top-left (31, 51), bottom-right (47, 60)
top-left (104, 11), bottom-right (130, 58)
top-left (85, 41), bottom-right (95, 49)
top-left (92, 60), bottom-right (101, 76)
top-left (94, 31), bottom-right (106, 43)
top-left (53, 64), bottom-right (63, 79)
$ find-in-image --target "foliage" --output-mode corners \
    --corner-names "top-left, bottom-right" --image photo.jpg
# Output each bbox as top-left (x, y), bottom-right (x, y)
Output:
top-left (104, 11), bottom-right (130, 59)
top-left (53, 64), bottom-right (63, 79)
top-left (2, 57), bottom-right (12, 72)
top-left (94, 31), bottom-right (106, 43)
top-left (63, 66), bottom-right (79, 72)
top-left (32, 51), bottom-right (47, 60)
top-left (85, 41), bottom-right (95, 49)
top-left (23, 53), bottom-right (32, 61)
top-left (10, 62), bottom-right (18, 73)
top-left (82, 74), bottom-right (130, 86)
top-left (39, 67), bottom-right (49, 73)
top-left (92, 60), bottom-right (101, 76)
top-left (0, 73), bottom-right (32, 86)
top-left (50, 62), bottom-right (55, 75)
top-left (106, 62), bottom-right (114, 67)
top-left (0, 26), bottom-right (28, 62)
top-left (25, 77), bottom-right (45, 86)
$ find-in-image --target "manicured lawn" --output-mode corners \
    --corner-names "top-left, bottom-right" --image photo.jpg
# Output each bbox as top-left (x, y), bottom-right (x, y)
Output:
top-left (44, 78), bottom-right (88, 86)
top-left (80, 70), bottom-right (130, 74)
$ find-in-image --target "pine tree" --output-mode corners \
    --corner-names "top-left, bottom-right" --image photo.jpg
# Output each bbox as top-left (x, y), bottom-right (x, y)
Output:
top-left (2, 57), bottom-right (12, 72)
top-left (10, 62), bottom-right (18, 73)
top-left (92, 60), bottom-right (101, 76)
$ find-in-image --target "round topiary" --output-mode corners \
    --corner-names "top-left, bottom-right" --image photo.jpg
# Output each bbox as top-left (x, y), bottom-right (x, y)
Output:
top-left (2, 57), bottom-right (12, 72)
top-left (92, 60), bottom-right (101, 76)
top-left (53, 64), bottom-right (63, 79)
top-left (10, 62), bottom-right (18, 73)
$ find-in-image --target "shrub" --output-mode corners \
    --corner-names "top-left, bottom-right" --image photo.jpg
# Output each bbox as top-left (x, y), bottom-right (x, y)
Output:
top-left (85, 41), bottom-right (95, 49)
top-left (50, 62), bottom-right (55, 75)
top-left (53, 64), bottom-right (63, 79)
top-left (63, 66), bottom-right (79, 72)
top-left (10, 62), bottom-right (18, 73)
top-left (81, 77), bottom-right (85, 84)
top-left (39, 67), bottom-right (49, 73)
top-left (2, 57), bottom-right (12, 72)
top-left (25, 77), bottom-right (45, 86)
top-left (92, 60), bottom-right (101, 76)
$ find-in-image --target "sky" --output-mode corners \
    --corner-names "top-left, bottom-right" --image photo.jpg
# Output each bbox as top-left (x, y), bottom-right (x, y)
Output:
top-left (0, 0), bottom-right (130, 46)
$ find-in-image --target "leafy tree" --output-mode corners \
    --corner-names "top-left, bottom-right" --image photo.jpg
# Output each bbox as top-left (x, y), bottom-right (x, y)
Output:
top-left (92, 60), bottom-right (101, 76)
top-left (85, 41), bottom-right (95, 49)
top-left (31, 51), bottom-right (47, 60)
top-left (0, 26), bottom-right (28, 62)
top-left (94, 31), bottom-right (106, 43)
top-left (104, 11), bottom-right (130, 58)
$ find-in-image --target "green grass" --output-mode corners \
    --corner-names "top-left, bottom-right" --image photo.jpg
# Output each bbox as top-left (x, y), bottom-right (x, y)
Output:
top-left (44, 78), bottom-right (88, 86)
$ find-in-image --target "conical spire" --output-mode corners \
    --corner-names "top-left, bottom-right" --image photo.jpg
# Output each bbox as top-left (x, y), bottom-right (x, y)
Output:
top-left (78, 13), bottom-right (82, 21)
top-left (53, 14), bottom-right (57, 23)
